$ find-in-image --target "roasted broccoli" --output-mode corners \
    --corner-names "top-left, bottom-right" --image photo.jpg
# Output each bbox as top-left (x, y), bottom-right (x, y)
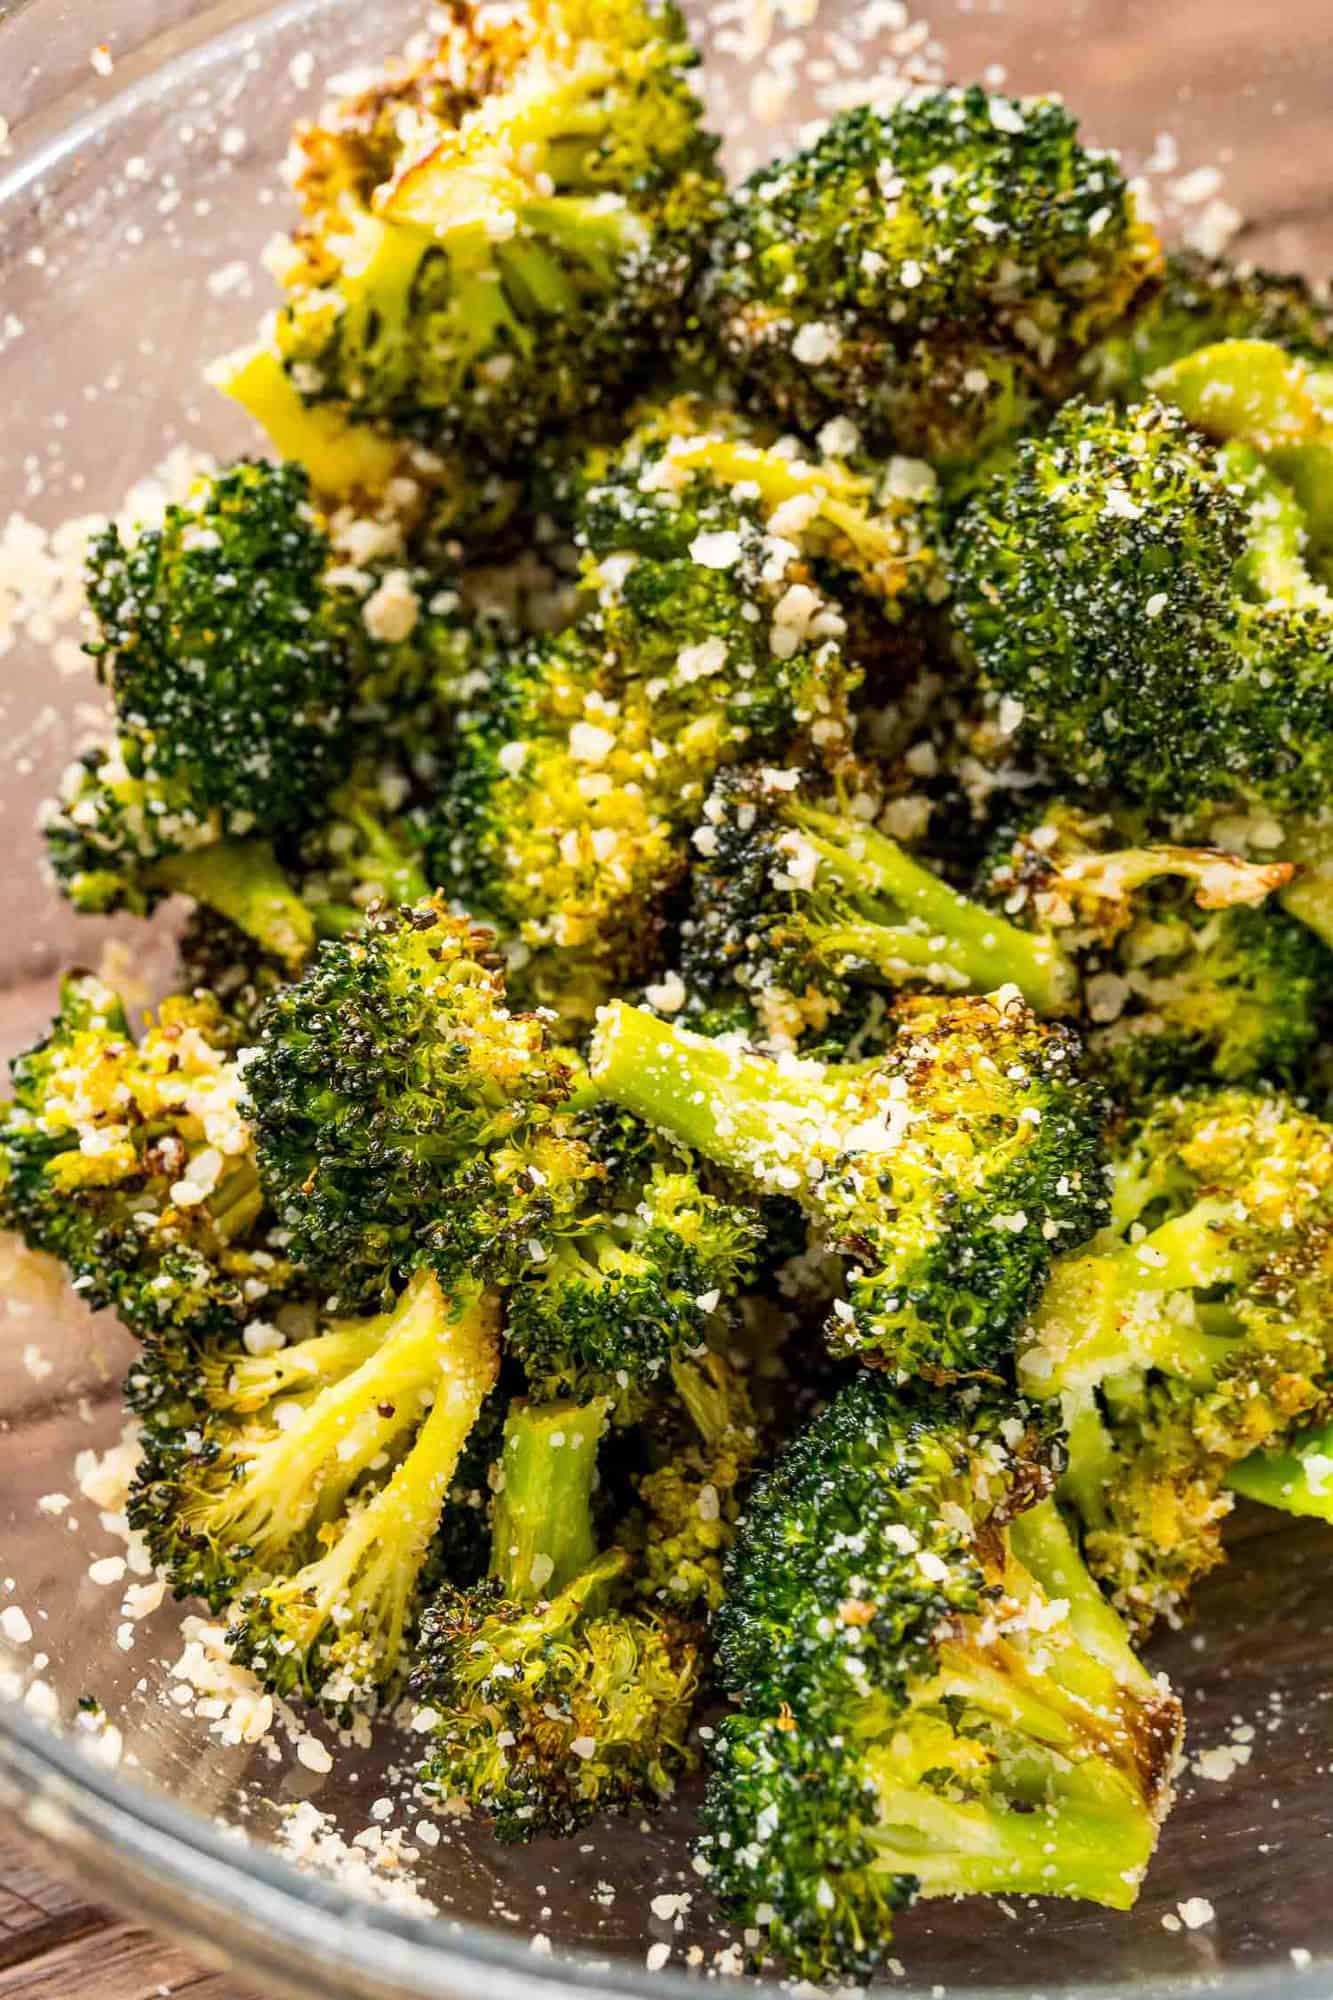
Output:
top-left (1229, 1412), bottom-right (1333, 1521)
top-left (129, 1269), bottom-right (500, 1716)
top-left (591, 986), bottom-right (1106, 1376)
top-left (952, 398), bottom-right (1333, 941)
top-left (700, 87), bottom-right (1161, 462)
top-left (415, 1396), bottom-right (698, 1835)
top-left (678, 764), bottom-right (1076, 1048)
top-left (698, 1374), bottom-right (1182, 1980)
top-left (272, 0), bottom-right (721, 459)
top-left (0, 975), bottom-right (291, 1338)
top-left (981, 802), bottom-right (1329, 1092)
top-left (1020, 1087), bottom-right (1333, 1632)
top-left (246, 901), bottom-right (594, 1309)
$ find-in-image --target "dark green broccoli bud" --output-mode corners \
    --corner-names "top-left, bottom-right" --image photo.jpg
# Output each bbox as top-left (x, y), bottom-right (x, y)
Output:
top-left (680, 765), bottom-right (1076, 1048)
top-left (0, 977), bottom-right (292, 1338)
top-left (980, 803), bottom-right (1329, 1093)
top-left (633, 1348), bottom-right (761, 1613)
top-left (505, 1153), bottom-right (761, 1398)
top-left (1229, 1412), bottom-right (1333, 1520)
top-left (130, 1270), bottom-right (499, 1717)
top-left (1085, 249), bottom-right (1333, 402)
top-left (698, 1375), bottom-right (1182, 1980)
top-left (951, 400), bottom-right (1333, 827)
top-left (591, 987), bottom-right (1107, 1377)
top-left (273, 0), bottom-right (721, 461)
top-left (699, 88), bottom-right (1161, 462)
top-left (84, 460), bottom-right (361, 838)
top-left (1020, 1087), bottom-right (1333, 1632)
top-left (415, 1397), bottom-right (698, 1837)
top-left (246, 900), bottom-right (598, 1308)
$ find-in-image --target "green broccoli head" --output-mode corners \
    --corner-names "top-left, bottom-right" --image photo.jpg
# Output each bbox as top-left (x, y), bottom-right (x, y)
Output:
top-left (679, 765), bottom-right (1076, 1049)
top-left (0, 976), bottom-right (291, 1338)
top-left (130, 1271), bottom-right (500, 1718)
top-left (505, 1147), bottom-right (761, 1398)
top-left (246, 900), bottom-right (595, 1308)
top-left (415, 1397), bottom-right (698, 1837)
top-left (980, 802), bottom-right (1329, 1094)
top-left (698, 1374), bottom-right (1182, 1981)
top-left (951, 399), bottom-right (1333, 820)
top-left (591, 987), bottom-right (1107, 1377)
top-left (700, 88), bottom-right (1160, 461)
top-left (1021, 1086), bottom-right (1333, 1631)
top-left (85, 459), bottom-right (361, 837)
top-left (274, 0), bottom-right (721, 460)
top-left (1085, 249), bottom-right (1333, 401)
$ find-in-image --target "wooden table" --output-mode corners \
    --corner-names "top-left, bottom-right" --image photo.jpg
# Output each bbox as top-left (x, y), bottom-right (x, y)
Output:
top-left (0, 1821), bottom-right (252, 2000)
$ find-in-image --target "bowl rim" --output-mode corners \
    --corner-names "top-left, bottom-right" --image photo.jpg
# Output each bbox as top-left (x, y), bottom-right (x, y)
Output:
top-left (1, 1692), bottom-right (1328, 2000)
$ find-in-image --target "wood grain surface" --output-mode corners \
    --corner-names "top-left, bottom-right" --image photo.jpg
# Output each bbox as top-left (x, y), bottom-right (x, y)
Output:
top-left (0, 1822), bottom-right (254, 1997)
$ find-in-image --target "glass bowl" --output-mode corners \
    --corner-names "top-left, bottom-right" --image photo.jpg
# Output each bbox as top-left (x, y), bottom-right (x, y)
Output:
top-left (1, 0), bottom-right (1332, 1993)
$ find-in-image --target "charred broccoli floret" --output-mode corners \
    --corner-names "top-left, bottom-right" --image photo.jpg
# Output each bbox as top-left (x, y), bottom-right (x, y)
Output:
top-left (0, 975), bottom-right (291, 1337)
top-left (1020, 1087), bottom-right (1333, 1632)
top-left (427, 527), bottom-right (859, 1024)
top-left (700, 88), bottom-right (1160, 462)
top-left (951, 400), bottom-right (1333, 842)
top-left (273, 0), bottom-right (721, 460)
top-left (246, 901), bottom-right (594, 1309)
top-left (698, 1375), bottom-right (1181, 1981)
top-left (679, 765), bottom-right (1076, 1048)
top-left (415, 1396), bottom-right (698, 1836)
top-left (129, 1270), bottom-right (500, 1716)
top-left (591, 987), bottom-right (1106, 1376)
top-left (981, 803), bottom-right (1329, 1093)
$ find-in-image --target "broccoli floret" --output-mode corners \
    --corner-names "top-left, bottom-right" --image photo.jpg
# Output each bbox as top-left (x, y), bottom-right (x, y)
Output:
top-left (289, 758), bottom-right (432, 939)
top-left (697, 1374), bottom-right (1182, 1981)
top-left (426, 575), bottom-right (857, 1026)
top-left (633, 1348), bottom-right (761, 1613)
top-left (246, 900), bottom-right (596, 1309)
top-left (0, 975), bottom-right (292, 1337)
top-left (981, 803), bottom-right (1329, 1093)
top-left (699, 88), bottom-right (1160, 462)
top-left (591, 987), bottom-right (1106, 1376)
top-left (1085, 250), bottom-right (1333, 402)
top-left (505, 1153), bottom-right (761, 1398)
top-left (273, 0), bottom-right (721, 460)
top-left (951, 401), bottom-right (1333, 831)
top-left (177, 908), bottom-right (290, 1040)
top-left (1020, 1087), bottom-right (1333, 1632)
top-left (415, 1396), bottom-right (698, 1836)
top-left (130, 1270), bottom-right (499, 1716)
top-left (573, 392), bottom-right (944, 613)
top-left (85, 460), bottom-right (362, 838)
top-left (679, 765), bottom-right (1076, 1048)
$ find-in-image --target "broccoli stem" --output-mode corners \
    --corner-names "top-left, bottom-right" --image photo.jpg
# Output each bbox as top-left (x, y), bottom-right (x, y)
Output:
top-left (249, 1289), bottom-right (499, 1682)
top-left (1008, 1498), bottom-right (1154, 1696)
top-left (591, 1001), bottom-right (841, 1192)
top-left (490, 1397), bottom-right (610, 1603)
top-left (194, 1271), bottom-right (469, 1562)
top-left (1227, 1414), bottom-right (1333, 1519)
top-left (794, 808), bottom-right (1077, 1015)
top-left (205, 1312), bottom-right (395, 1413)
top-left (150, 839), bottom-right (314, 970)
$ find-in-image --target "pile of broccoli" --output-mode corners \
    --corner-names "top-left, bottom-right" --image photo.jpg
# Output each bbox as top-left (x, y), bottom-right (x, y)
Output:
top-left (11, 14), bottom-right (1333, 1976)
